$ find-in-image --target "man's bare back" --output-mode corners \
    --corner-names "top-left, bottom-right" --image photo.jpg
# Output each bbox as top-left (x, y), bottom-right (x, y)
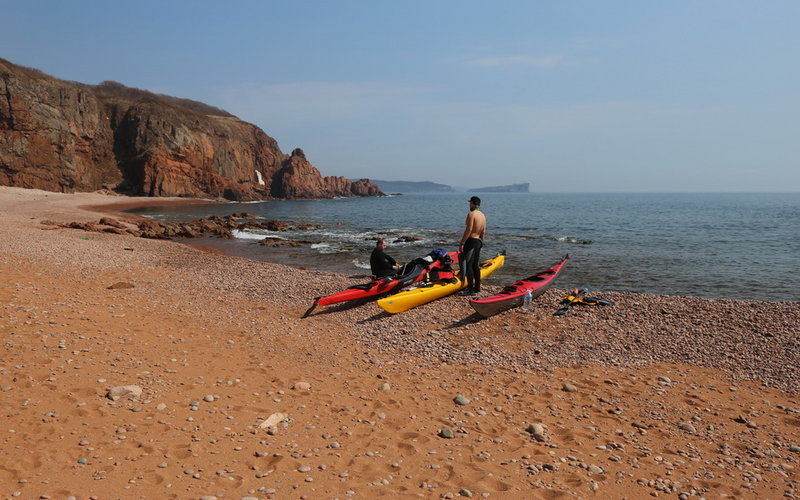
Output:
top-left (464, 209), bottom-right (486, 241)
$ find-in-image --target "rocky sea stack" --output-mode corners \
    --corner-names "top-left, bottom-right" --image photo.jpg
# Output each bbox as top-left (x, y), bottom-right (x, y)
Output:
top-left (0, 58), bottom-right (383, 201)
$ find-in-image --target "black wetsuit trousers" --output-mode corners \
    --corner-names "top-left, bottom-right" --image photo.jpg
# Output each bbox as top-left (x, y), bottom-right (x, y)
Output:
top-left (461, 237), bottom-right (483, 292)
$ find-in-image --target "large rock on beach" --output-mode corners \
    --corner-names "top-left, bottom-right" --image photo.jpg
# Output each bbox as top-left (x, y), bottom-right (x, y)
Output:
top-left (0, 57), bottom-right (383, 201)
top-left (106, 385), bottom-right (143, 401)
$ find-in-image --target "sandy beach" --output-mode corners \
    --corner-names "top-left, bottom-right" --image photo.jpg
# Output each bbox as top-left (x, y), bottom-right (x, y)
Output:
top-left (1, 186), bottom-right (798, 500)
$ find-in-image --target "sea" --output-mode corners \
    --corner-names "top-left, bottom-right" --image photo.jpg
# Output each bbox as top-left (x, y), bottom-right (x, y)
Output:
top-left (128, 192), bottom-right (800, 302)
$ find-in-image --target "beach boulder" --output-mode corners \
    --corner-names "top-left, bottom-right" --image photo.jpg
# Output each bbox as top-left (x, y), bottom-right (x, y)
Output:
top-left (106, 385), bottom-right (143, 401)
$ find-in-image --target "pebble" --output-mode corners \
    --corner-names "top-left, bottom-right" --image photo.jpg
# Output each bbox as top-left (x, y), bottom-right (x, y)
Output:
top-left (790, 445), bottom-right (800, 453)
top-left (203, 394), bottom-right (214, 402)
top-left (588, 465), bottom-right (604, 474)
top-left (526, 423), bottom-right (546, 442)
top-left (439, 428), bottom-right (455, 439)
top-left (562, 383), bottom-right (577, 393)
top-left (454, 395), bottom-right (471, 406)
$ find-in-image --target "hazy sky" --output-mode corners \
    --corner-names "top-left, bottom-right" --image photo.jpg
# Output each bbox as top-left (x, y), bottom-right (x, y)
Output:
top-left (3, 1), bottom-right (798, 191)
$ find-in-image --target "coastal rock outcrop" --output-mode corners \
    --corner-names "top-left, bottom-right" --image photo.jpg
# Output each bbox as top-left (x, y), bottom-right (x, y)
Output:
top-left (275, 149), bottom-right (382, 198)
top-left (0, 58), bottom-right (383, 201)
top-left (56, 214), bottom-right (323, 242)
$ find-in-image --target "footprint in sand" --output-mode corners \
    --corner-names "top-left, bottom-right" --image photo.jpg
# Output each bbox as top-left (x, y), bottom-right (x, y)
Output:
top-left (143, 472), bottom-right (165, 485)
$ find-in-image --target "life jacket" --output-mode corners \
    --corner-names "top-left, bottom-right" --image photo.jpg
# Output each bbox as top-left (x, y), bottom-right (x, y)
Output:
top-left (561, 292), bottom-right (614, 306)
top-left (424, 268), bottom-right (456, 282)
top-left (422, 252), bottom-right (456, 282)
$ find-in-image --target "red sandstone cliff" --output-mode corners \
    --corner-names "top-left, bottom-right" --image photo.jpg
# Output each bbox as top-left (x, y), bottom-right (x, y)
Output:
top-left (0, 58), bottom-right (382, 201)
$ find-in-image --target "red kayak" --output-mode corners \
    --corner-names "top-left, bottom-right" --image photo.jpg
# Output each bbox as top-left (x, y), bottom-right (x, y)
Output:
top-left (302, 250), bottom-right (458, 317)
top-left (468, 255), bottom-right (569, 317)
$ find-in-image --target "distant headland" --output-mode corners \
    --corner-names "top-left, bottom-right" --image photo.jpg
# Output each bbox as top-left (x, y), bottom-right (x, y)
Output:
top-left (469, 183), bottom-right (529, 193)
top-left (370, 180), bottom-right (529, 194)
top-left (370, 180), bottom-right (455, 193)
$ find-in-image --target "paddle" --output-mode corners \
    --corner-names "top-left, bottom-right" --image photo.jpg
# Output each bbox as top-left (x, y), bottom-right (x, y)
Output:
top-left (553, 286), bottom-right (590, 316)
top-left (302, 297), bottom-right (320, 318)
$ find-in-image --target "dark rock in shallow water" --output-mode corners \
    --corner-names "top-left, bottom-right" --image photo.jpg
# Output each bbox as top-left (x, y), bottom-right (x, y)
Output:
top-left (259, 239), bottom-right (303, 247)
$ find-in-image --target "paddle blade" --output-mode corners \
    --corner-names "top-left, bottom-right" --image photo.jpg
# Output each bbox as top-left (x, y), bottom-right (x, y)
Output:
top-left (553, 305), bottom-right (570, 316)
top-left (301, 298), bottom-right (320, 318)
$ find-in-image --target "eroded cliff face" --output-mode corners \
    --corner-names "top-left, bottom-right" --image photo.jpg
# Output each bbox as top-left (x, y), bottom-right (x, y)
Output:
top-left (0, 58), bottom-right (382, 200)
top-left (275, 149), bottom-right (383, 199)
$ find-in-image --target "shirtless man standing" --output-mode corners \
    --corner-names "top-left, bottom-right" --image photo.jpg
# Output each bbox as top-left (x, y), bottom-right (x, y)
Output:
top-left (459, 196), bottom-right (486, 296)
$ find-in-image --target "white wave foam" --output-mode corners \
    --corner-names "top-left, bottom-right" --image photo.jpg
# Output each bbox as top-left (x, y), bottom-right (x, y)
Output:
top-left (232, 229), bottom-right (267, 240)
top-left (311, 243), bottom-right (343, 254)
top-left (352, 258), bottom-right (371, 270)
top-left (554, 236), bottom-right (592, 245)
top-left (232, 229), bottom-right (287, 241)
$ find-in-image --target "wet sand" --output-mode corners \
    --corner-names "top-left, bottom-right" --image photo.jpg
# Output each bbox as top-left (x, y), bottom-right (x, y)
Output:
top-left (1, 186), bottom-right (798, 500)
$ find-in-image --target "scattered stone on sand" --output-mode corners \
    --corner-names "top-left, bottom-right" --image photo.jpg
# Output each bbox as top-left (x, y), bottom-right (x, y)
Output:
top-left (106, 385), bottom-right (142, 401)
top-left (527, 423), bottom-right (547, 442)
top-left (259, 412), bottom-right (288, 429)
top-left (438, 428), bottom-right (455, 439)
top-left (453, 395), bottom-right (471, 406)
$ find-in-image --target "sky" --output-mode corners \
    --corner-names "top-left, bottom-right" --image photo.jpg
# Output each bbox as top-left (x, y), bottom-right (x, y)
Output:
top-left (2, 1), bottom-right (799, 192)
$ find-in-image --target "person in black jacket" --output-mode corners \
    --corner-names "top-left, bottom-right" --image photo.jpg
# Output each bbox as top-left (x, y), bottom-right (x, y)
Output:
top-left (370, 238), bottom-right (400, 277)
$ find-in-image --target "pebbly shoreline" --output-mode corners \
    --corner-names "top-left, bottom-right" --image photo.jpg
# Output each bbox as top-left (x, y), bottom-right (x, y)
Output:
top-left (101, 220), bottom-right (800, 394)
top-left (2, 186), bottom-right (797, 393)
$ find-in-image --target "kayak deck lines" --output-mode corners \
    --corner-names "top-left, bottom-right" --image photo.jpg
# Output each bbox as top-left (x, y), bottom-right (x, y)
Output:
top-left (469, 255), bottom-right (569, 317)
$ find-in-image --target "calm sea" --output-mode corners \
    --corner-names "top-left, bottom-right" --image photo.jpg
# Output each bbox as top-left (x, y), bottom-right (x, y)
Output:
top-left (129, 192), bottom-right (800, 302)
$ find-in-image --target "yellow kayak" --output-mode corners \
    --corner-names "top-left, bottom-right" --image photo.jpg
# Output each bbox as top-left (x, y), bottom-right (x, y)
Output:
top-left (377, 253), bottom-right (505, 314)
